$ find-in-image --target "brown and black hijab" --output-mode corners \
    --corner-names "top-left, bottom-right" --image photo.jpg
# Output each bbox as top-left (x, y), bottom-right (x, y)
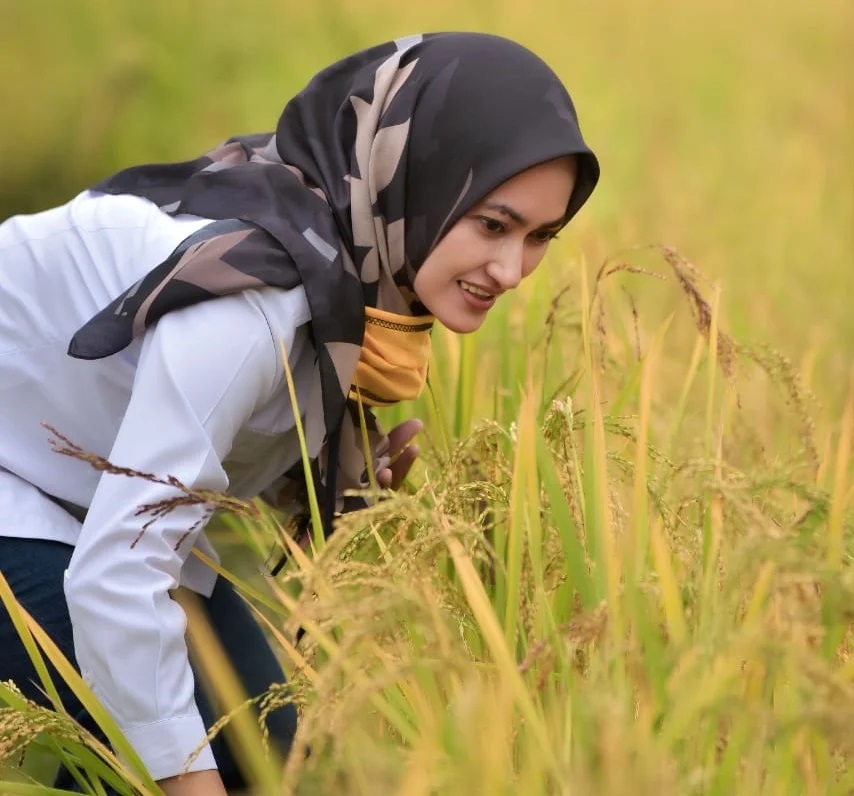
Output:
top-left (70, 32), bottom-right (600, 534)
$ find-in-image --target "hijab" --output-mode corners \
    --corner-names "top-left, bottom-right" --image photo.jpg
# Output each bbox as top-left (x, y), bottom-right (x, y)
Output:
top-left (69, 32), bottom-right (600, 535)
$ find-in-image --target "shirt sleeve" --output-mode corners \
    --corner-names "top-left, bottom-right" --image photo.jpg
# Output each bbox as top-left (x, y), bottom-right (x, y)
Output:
top-left (62, 288), bottom-right (299, 781)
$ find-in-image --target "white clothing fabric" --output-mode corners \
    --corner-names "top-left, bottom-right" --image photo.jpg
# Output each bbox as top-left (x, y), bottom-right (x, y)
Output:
top-left (0, 191), bottom-right (324, 779)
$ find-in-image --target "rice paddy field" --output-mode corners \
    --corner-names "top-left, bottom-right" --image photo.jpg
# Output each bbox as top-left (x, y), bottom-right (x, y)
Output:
top-left (0, 0), bottom-right (851, 793)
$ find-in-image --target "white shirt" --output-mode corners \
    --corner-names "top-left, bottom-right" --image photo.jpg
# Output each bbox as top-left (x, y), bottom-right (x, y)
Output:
top-left (0, 191), bottom-right (324, 779)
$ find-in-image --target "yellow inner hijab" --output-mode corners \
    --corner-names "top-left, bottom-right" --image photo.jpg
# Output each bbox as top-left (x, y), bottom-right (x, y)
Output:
top-left (350, 306), bottom-right (434, 407)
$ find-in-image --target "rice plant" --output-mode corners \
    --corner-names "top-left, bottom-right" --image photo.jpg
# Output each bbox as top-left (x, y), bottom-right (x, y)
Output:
top-left (1, 243), bottom-right (850, 795)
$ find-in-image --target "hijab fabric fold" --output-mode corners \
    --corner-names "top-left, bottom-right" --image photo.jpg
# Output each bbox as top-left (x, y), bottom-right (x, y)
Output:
top-left (69, 32), bottom-right (600, 536)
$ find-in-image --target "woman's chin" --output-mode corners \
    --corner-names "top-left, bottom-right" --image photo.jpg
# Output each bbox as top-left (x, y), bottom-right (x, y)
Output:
top-left (435, 311), bottom-right (486, 334)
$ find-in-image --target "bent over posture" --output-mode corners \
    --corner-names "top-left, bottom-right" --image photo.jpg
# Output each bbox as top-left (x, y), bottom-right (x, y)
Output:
top-left (0, 32), bottom-right (599, 794)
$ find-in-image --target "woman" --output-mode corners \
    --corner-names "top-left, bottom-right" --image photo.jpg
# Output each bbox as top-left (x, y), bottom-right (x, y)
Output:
top-left (0, 32), bottom-right (599, 794)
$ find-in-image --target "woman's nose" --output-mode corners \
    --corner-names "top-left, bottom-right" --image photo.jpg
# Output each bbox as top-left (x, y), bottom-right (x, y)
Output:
top-left (485, 244), bottom-right (524, 291)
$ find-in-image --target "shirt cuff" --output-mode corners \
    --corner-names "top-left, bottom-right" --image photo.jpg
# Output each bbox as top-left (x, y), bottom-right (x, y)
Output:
top-left (121, 713), bottom-right (217, 781)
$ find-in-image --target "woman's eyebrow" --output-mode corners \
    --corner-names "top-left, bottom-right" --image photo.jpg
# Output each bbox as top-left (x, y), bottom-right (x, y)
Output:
top-left (481, 202), bottom-right (565, 229)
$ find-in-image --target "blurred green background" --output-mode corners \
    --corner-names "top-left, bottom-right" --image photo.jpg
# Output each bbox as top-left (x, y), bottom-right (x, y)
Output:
top-left (2, 0), bottom-right (851, 408)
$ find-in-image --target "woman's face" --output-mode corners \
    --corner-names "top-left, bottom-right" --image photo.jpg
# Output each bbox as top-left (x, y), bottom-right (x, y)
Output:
top-left (413, 156), bottom-right (578, 333)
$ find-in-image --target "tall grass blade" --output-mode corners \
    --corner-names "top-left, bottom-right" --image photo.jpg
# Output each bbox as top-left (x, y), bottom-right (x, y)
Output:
top-left (535, 431), bottom-right (593, 610)
top-left (279, 339), bottom-right (324, 550)
top-left (0, 574), bottom-right (160, 794)
top-left (579, 264), bottom-right (623, 645)
top-left (504, 372), bottom-right (537, 646)
top-left (443, 528), bottom-right (563, 785)
top-left (454, 332), bottom-right (477, 440)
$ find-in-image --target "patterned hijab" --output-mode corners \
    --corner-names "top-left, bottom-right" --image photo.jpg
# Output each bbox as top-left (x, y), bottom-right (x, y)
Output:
top-left (70, 32), bottom-right (600, 532)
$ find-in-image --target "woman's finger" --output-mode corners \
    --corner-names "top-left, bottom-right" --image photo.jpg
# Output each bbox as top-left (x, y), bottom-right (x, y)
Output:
top-left (388, 444), bottom-right (419, 489)
top-left (387, 418), bottom-right (423, 457)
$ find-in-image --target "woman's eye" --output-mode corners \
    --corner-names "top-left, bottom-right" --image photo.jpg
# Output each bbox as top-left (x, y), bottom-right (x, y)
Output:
top-left (530, 230), bottom-right (558, 245)
top-left (478, 216), bottom-right (506, 235)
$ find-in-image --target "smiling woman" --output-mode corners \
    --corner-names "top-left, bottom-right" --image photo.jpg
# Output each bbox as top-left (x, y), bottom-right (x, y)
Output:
top-left (0, 32), bottom-right (598, 795)
top-left (413, 156), bottom-right (579, 333)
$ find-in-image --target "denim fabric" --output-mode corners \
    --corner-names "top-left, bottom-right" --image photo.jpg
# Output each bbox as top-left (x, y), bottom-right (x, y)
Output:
top-left (0, 536), bottom-right (297, 790)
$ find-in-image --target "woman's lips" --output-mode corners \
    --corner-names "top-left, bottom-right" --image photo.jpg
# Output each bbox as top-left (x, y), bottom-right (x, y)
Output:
top-left (457, 280), bottom-right (497, 310)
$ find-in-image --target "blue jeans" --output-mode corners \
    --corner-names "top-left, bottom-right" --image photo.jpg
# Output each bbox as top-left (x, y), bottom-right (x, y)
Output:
top-left (0, 536), bottom-right (297, 790)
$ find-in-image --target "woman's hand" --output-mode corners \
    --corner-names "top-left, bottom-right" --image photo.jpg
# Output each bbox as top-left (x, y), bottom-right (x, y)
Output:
top-left (377, 418), bottom-right (422, 490)
top-left (158, 770), bottom-right (228, 796)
